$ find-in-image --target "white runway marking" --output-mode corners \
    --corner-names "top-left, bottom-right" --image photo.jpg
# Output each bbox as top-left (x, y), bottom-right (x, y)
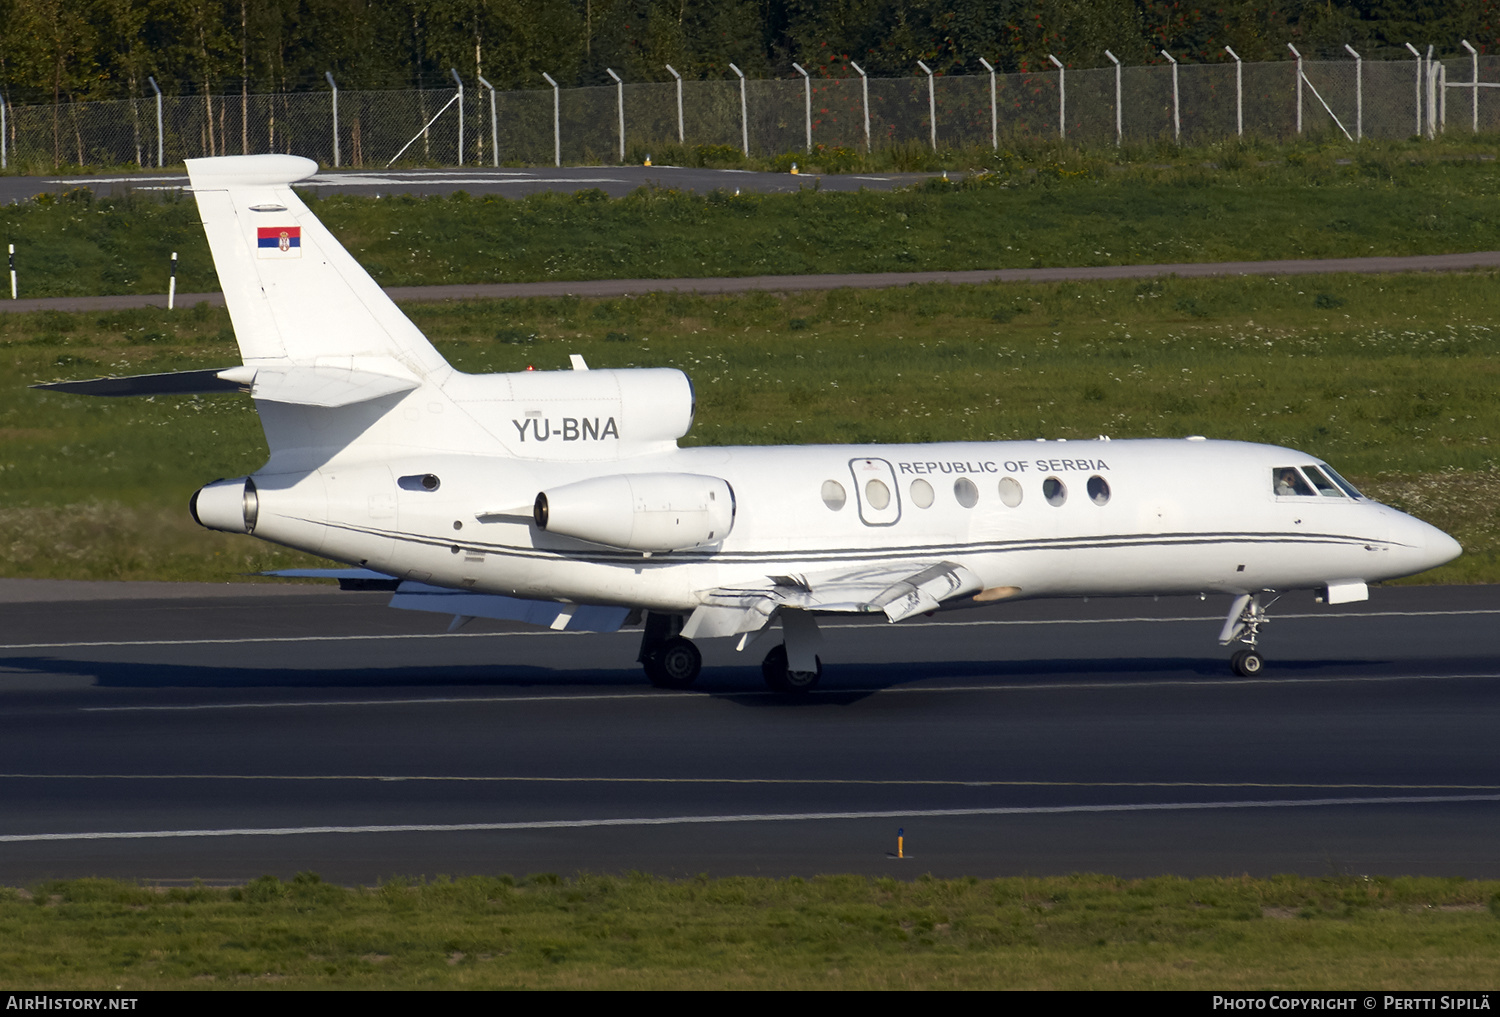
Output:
top-left (4, 608), bottom-right (1496, 652)
top-left (4, 793), bottom-right (1498, 843)
top-left (4, 772), bottom-right (1499, 792)
top-left (75, 673), bottom-right (1500, 713)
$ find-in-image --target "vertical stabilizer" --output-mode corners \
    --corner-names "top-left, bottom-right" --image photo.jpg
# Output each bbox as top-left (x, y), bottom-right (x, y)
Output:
top-left (185, 155), bottom-right (450, 383)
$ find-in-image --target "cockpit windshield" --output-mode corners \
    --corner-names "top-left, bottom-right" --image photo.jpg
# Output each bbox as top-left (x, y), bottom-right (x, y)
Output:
top-left (1319, 464), bottom-right (1364, 499)
top-left (1272, 465), bottom-right (1365, 500)
top-left (1302, 465), bottom-right (1345, 498)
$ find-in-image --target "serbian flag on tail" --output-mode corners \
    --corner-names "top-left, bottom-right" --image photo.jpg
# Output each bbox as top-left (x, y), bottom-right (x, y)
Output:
top-left (256, 225), bottom-right (302, 259)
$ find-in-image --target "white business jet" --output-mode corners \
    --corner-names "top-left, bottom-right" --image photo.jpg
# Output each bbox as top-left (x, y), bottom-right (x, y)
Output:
top-left (39, 155), bottom-right (1461, 690)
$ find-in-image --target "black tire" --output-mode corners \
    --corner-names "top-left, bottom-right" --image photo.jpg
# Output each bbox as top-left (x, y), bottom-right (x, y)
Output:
top-left (644, 636), bottom-right (702, 689)
top-left (761, 643), bottom-right (823, 693)
top-left (1231, 648), bottom-right (1265, 677)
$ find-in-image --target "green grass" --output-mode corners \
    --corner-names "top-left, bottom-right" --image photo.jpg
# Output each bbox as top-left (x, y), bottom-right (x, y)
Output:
top-left (6, 136), bottom-right (1500, 297)
top-left (3, 271), bottom-right (1498, 584)
top-left (5, 872), bottom-right (1500, 989)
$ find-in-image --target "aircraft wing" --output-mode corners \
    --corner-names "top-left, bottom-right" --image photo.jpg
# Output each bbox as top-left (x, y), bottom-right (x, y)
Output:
top-left (387, 582), bottom-right (632, 633)
top-left (681, 560), bottom-right (983, 639)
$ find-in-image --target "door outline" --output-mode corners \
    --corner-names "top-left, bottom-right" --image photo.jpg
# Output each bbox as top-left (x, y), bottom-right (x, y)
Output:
top-left (849, 457), bottom-right (902, 527)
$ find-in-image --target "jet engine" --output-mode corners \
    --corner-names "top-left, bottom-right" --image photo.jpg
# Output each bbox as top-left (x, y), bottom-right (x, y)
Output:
top-left (534, 473), bottom-right (734, 552)
top-left (191, 476), bottom-right (258, 534)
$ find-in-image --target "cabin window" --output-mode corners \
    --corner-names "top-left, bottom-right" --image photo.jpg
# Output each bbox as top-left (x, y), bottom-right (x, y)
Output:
top-left (1272, 468), bottom-right (1315, 497)
top-left (865, 479), bottom-right (891, 510)
top-left (821, 480), bottom-right (846, 510)
top-left (998, 476), bottom-right (1023, 507)
top-left (954, 477), bottom-right (979, 508)
top-left (910, 479), bottom-right (934, 508)
top-left (1087, 475), bottom-right (1110, 506)
top-left (1043, 477), bottom-right (1067, 507)
top-left (1302, 465), bottom-right (1345, 498)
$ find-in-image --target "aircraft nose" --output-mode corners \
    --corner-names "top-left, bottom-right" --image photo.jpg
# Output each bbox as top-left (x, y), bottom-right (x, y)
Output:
top-left (1393, 512), bottom-right (1461, 573)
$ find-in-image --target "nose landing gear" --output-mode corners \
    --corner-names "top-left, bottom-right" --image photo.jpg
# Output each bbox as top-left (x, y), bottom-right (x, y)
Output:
top-left (1219, 593), bottom-right (1275, 677)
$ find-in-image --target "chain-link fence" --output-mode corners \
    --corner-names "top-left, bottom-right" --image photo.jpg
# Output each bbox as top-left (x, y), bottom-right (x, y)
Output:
top-left (4, 52), bottom-right (1499, 171)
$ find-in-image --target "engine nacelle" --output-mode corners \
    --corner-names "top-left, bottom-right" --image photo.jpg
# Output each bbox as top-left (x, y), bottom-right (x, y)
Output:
top-left (534, 473), bottom-right (734, 552)
top-left (190, 476), bottom-right (258, 534)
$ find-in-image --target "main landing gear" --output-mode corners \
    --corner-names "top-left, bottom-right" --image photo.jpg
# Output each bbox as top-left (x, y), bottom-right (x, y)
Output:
top-left (1219, 593), bottom-right (1275, 677)
top-left (637, 609), bottom-right (825, 693)
top-left (638, 612), bottom-right (702, 689)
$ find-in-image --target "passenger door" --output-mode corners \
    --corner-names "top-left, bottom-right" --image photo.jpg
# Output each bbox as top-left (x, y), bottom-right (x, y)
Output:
top-left (849, 457), bottom-right (901, 527)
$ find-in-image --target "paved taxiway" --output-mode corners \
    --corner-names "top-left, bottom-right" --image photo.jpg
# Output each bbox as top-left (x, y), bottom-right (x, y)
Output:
top-left (2, 580), bottom-right (1499, 884)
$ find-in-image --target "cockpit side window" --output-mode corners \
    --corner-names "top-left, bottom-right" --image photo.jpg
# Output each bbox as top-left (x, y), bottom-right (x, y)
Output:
top-left (1302, 465), bottom-right (1345, 498)
top-left (1272, 468), bottom-right (1315, 497)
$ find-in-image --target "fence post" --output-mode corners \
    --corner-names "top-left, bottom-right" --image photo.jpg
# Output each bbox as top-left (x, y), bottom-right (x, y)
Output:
top-left (148, 76), bottom-right (163, 166)
top-left (1426, 45), bottom-right (1437, 139)
top-left (449, 69), bottom-right (464, 166)
top-left (1404, 43), bottom-right (1424, 137)
top-left (1161, 51), bottom-right (1179, 141)
top-left (1440, 60), bottom-right (1447, 132)
top-left (605, 68), bottom-right (624, 162)
top-left (324, 72), bottom-right (339, 167)
top-left (1343, 45), bottom-right (1362, 141)
top-left (850, 61), bottom-right (870, 152)
top-left (1462, 39), bottom-right (1479, 132)
top-left (1047, 55), bottom-right (1065, 139)
top-left (729, 63), bottom-right (748, 157)
top-left (1224, 47), bottom-right (1243, 137)
top-left (542, 72), bottom-right (560, 166)
top-left (917, 61), bottom-right (937, 150)
top-left (478, 74), bottom-right (498, 166)
top-left (1287, 45), bottom-right (1303, 135)
top-left (665, 65), bottom-right (683, 143)
top-left (978, 58), bottom-right (998, 150)
top-left (1103, 51), bottom-right (1121, 145)
top-left (792, 62), bottom-right (812, 152)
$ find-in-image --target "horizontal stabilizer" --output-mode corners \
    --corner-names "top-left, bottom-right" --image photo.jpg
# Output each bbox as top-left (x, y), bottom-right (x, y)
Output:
top-left (33, 369), bottom-right (243, 398)
top-left (217, 364), bottom-right (419, 407)
top-left (388, 582), bottom-right (631, 633)
top-left (35, 364), bottom-right (419, 407)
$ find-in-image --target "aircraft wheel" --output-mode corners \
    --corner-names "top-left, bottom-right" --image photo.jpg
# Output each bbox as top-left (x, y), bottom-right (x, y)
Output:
top-left (1230, 648), bottom-right (1265, 677)
top-left (761, 643), bottom-right (823, 694)
top-left (644, 636), bottom-right (702, 689)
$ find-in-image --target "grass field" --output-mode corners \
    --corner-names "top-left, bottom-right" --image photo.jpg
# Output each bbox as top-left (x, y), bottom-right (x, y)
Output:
top-left (5, 136), bottom-right (1500, 298)
top-left (3, 271), bottom-right (1498, 584)
top-left (5, 873), bottom-right (1500, 989)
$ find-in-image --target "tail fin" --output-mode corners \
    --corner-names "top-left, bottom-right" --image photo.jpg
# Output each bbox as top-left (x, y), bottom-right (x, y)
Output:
top-left (185, 155), bottom-right (450, 384)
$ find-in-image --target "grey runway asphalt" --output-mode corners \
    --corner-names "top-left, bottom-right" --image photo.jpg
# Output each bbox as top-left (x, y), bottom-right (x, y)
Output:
top-left (2, 580), bottom-right (1499, 884)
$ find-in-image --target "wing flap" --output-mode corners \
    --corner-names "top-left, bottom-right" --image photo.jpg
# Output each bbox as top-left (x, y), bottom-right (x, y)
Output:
top-left (684, 560), bottom-right (984, 639)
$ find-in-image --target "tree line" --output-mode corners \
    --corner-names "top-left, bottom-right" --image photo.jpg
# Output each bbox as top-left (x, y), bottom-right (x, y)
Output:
top-left (0, 0), bottom-right (1493, 106)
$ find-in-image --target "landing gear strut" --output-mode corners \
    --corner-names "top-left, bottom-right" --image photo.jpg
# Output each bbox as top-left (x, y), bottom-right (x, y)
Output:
top-left (638, 612), bottom-right (702, 689)
top-left (1219, 593), bottom-right (1275, 677)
